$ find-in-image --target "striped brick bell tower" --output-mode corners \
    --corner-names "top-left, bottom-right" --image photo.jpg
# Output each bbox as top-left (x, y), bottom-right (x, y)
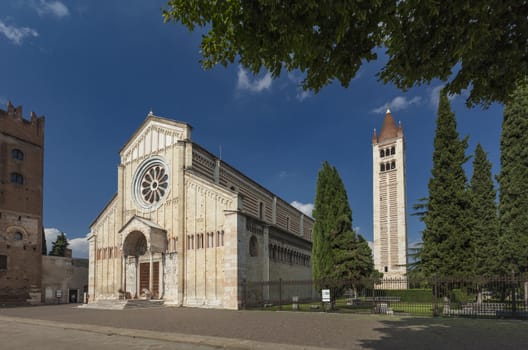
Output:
top-left (372, 109), bottom-right (408, 283)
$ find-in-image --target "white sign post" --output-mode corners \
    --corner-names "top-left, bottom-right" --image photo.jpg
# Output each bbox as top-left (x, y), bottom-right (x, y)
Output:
top-left (322, 289), bottom-right (331, 302)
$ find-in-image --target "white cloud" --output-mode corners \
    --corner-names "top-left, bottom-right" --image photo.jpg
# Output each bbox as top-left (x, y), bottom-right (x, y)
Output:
top-left (288, 71), bottom-right (312, 102)
top-left (44, 228), bottom-right (89, 258)
top-left (429, 84), bottom-right (456, 109)
top-left (0, 20), bottom-right (38, 45)
top-left (44, 227), bottom-right (61, 254)
top-left (236, 66), bottom-right (272, 93)
top-left (290, 201), bottom-right (314, 218)
top-left (32, 0), bottom-right (70, 18)
top-left (371, 96), bottom-right (422, 114)
top-left (69, 235), bottom-right (89, 258)
top-left (296, 90), bottom-right (311, 102)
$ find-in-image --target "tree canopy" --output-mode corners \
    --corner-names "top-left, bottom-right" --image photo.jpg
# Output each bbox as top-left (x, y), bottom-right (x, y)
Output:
top-left (49, 232), bottom-right (69, 257)
top-left (163, 1), bottom-right (528, 107)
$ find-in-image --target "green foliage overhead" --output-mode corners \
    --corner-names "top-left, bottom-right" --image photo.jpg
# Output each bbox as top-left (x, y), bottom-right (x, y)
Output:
top-left (312, 161), bottom-right (376, 284)
top-left (468, 144), bottom-right (499, 276)
top-left (421, 90), bottom-right (470, 277)
top-left (498, 81), bottom-right (528, 274)
top-left (49, 232), bottom-right (69, 257)
top-left (163, 1), bottom-right (528, 107)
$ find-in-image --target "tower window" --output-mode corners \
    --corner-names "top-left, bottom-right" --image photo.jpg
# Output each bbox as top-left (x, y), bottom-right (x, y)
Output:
top-left (384, 266), bottom-right (388, 273)
top-left (380, 149), bottom-right (385, 158)
top-left (380, 163), bottom-right (385, 172)
top-left (391, 161), bottom-right (396, 169)
top-left (10, 173), bottom-right (24, 185)
top-left (14, 232), bottom-right (23, 241)
top-left (12, 149), bottom-right (24, 161)
top-left (0, 255), bottom-right (7, 270)
top-left (391, 146), bottom-right (395, 155)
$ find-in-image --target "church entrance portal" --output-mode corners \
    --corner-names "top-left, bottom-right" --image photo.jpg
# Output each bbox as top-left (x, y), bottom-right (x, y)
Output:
top-left (139, 262), bottom-right (159, 298)
top-left (122, 230), bottom-right (162, 299)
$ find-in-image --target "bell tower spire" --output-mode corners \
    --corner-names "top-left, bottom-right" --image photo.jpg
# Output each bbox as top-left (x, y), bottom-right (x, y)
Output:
top-left (372, 110), bottom-right (408, 284)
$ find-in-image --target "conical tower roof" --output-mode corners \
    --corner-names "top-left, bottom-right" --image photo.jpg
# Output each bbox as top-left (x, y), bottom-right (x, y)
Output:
top-left (378, 109), bottom-right (403, 142)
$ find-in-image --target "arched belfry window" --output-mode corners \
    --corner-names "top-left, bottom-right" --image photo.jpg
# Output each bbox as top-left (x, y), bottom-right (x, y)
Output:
top-left (391, 146), bottom-right (395, 155)
top-left (12, 149), bottom-right (24, 161)
top-left (391, 161), bottom-right (396, 170)
top-left (380, 149), bottom-right (385, 158)
top-left (249, 235), bottom-right (258, 257)
top-left (380, 163), bottom-right (385, 172)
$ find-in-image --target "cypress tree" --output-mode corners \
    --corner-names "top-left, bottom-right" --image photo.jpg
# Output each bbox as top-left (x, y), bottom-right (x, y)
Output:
top-left (312, 162), bottom-right (376, 283)
top-left (49, 232), bottom-right (69, 257)
top-left (468, 144), bottom-right (499, 276)
top-left (498, 81), bottom-right (528, 274)
top-left (312, 161), bottom-right (336, 282)
top-left (421, 89), bottom-right (470, 277)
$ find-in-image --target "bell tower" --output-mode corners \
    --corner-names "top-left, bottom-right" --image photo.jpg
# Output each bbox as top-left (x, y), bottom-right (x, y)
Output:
top-left (372, 109), bottom-right (408, 280)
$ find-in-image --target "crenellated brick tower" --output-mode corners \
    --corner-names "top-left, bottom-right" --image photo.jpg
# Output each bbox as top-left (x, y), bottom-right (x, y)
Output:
top-left (0, 101), bottom-right (45, 305)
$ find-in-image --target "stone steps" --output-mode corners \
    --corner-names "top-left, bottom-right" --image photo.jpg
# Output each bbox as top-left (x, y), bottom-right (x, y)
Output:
top-left (80, 299), bottom-right (165, 310)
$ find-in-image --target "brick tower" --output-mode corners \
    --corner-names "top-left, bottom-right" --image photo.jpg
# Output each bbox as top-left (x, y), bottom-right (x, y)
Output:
top-left (0, 101), bottom-right (45, 304)
top-left (372, 109), bottom-right (408, 281)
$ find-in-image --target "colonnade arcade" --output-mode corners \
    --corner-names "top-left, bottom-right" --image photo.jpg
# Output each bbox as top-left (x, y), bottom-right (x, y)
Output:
top-left (120, 216), bottom-right (167, 299)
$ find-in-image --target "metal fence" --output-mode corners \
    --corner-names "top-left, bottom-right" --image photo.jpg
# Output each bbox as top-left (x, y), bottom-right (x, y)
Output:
top-left (241, 275), bottom-right (528, 319)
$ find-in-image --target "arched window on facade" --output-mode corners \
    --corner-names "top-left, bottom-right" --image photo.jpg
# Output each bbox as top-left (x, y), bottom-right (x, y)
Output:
top-left (380, 149), bottom-right (385, 158)
top-left (380, 163), bottom-right (385, 172)
top-left (391, 146), bottom-right (395, 155)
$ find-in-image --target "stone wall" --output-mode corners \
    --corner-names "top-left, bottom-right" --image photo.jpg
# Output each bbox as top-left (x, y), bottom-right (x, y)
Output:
top-left (42, 256), bottom-right (88, 304)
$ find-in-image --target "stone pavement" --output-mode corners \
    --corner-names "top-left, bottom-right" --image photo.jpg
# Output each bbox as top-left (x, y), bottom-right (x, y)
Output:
top-left (1, 304), bottom-right (527, 349)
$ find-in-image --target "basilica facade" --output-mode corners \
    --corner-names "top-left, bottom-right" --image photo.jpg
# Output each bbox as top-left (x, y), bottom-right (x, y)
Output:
top-left (88, 114), bottom-right (313, 309)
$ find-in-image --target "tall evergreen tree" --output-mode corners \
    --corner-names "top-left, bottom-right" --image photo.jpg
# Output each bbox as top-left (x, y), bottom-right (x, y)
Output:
top-left (49, 232), bottom-right (69, 257)
top-left (498, 81), bottom-right (528, 274)
top-left (312, 162), bottom-right (376, 282)
top-left (312, 162), bottom-right (336, 282)
top-left (468, 144), bottom-right (499, 276)
top-left (421, 90), bottom-right (470, 277)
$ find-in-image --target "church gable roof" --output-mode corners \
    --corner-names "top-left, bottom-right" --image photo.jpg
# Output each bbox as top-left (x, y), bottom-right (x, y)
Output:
top-left (119, 113), bottom-right (192, 164)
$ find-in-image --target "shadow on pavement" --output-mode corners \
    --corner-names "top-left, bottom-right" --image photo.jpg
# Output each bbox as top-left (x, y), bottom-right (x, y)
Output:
top-left (358, 316), bottom-right (528, 350)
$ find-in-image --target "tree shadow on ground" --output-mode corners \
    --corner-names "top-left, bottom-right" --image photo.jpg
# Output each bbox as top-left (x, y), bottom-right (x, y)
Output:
top-left (358, 316), bottom-right (528, 350)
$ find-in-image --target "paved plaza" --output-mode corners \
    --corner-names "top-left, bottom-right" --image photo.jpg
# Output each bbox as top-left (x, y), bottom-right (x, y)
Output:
top-left (0, 305), bottom-right (527, 349)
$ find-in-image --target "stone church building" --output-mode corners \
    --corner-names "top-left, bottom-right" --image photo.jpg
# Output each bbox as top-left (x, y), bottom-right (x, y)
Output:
top-left (89, 113), bottom-right (313, 309)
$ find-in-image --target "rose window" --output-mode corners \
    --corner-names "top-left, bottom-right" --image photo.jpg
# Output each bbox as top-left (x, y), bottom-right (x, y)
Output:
top-left (140, 165), bottom-right (168, 204)
top-left (133, 157), bottom-right (170, 210)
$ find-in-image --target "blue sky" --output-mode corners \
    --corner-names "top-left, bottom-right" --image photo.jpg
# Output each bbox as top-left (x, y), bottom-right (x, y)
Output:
top-left (1, 1), bottom-right (504, 258)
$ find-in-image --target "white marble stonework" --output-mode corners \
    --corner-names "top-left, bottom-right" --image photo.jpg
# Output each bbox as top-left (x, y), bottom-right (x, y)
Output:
top-left (88, 114), bottom-right (314, 309)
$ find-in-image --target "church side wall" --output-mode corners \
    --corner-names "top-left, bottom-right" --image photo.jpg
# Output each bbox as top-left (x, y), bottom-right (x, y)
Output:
top-left (191, 146), bottom-right (314, 241)
top-left (183, 174), bottom-right (236, 308)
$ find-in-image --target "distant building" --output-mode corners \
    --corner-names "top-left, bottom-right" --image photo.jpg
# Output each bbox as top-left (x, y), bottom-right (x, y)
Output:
top-left (372, 110), bottom-right (408, 280)
top-left (89, 113), bottom-right (313, 309)
top-left (42, 255), bottom-right (88, 304)
top-left (0, 102), bottom-right (45, 305)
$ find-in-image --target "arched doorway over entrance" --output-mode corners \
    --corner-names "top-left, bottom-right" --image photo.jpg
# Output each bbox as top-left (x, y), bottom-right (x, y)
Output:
top-left (120, 216), bottom-right (167, 300)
